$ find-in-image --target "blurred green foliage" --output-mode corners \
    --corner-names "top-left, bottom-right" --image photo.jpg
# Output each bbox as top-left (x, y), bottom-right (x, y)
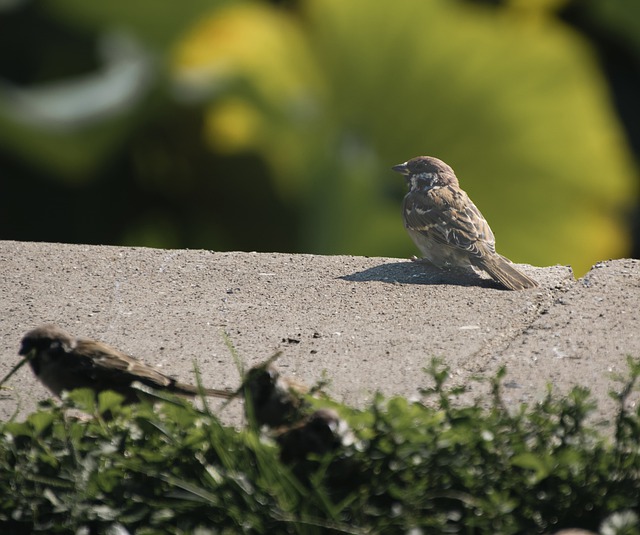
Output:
top-left (0, 0), bottom-right (637, 276)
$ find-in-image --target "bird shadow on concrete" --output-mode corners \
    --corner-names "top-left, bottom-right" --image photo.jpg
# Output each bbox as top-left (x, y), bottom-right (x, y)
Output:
top-left (340, 260), bottom-right (501, 289)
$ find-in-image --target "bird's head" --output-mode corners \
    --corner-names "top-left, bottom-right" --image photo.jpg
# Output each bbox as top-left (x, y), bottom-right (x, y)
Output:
top-left (392, 156), bottom-right (459, 189)
top-left (19, 324), bottom-right (74, 360)
top-left (246, 364), bottom-right (277, 394)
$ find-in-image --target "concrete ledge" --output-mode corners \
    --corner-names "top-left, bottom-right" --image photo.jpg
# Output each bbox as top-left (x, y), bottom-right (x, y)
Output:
top-left (1, 240), bottom-right (638, 425)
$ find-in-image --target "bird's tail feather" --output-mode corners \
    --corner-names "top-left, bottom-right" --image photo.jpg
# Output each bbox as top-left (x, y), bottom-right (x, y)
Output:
top-left (202, 387), bottom-right (235, 399)
top-left (173, 381), bottom-right (235, 399)
top-left (477, 256), bottom-right (538, 291)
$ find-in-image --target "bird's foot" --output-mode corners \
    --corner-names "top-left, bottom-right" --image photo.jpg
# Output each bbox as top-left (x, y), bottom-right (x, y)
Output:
top-left (410, 256), bottom-right (435, 265)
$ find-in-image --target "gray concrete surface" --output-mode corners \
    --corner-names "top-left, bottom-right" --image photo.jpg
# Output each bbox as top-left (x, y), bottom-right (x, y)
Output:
top-left (1, 240), bottom-right (639, 427)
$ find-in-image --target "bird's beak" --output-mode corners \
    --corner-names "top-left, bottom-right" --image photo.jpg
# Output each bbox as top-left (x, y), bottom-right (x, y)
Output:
top-left (391, 162), bottom-right (409, 175)
top-left (18, 344), bottom-right (33, 358)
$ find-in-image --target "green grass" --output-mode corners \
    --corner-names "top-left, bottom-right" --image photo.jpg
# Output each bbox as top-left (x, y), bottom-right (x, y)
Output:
top-left (1, 359), bottom-right (640, 534)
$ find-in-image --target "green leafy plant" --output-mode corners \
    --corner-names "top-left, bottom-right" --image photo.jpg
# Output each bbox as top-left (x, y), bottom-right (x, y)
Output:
top-left (1, 359), bottom-right (639, 534)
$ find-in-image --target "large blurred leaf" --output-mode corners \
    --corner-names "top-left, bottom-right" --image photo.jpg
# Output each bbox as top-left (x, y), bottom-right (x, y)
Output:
top-left (173, 0), bottom-right (636, 275)
top-left (172, 2), bottom-right (327, 200)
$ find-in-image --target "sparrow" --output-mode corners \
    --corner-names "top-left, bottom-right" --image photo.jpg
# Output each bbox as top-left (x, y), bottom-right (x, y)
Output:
top-left (275, 408), bottom-right (361, 491)
top-left (240, 360), bottom-right (310, 429)
top-left (17, 324), bottom-right (234, 404)
top-left (275, 408), bottom-right (353, 464)
top-left (392, 156), bottom-right (538, 291)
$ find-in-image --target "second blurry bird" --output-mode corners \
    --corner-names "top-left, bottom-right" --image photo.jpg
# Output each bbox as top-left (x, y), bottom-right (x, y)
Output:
top-left (239, 358), bottom-right (310, 429)
top-left (18, 324), bottom-right (234, 404)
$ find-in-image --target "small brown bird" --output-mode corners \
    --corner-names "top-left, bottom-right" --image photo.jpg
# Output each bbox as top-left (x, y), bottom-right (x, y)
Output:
top-left (392, 156), bottom-right (538, 291)
top-left (240, 361), bottom-right (310, 429)
top-left (18, 324), bottom-right (234, 404)
top-left (276, 408), bottom-right (352, 464)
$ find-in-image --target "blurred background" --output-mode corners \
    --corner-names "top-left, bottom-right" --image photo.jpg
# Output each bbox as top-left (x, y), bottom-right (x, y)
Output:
top-left (1, 0), bottom-right (638, 277)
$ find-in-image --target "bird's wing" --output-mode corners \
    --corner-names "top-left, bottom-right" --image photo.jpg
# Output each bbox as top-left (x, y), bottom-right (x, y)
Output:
top-left (72, 340), bottom-right (233, 398)
top-left (403, 185), bottom-right (496, 257)
top-left (74, 340), bottom-right (174, 388)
